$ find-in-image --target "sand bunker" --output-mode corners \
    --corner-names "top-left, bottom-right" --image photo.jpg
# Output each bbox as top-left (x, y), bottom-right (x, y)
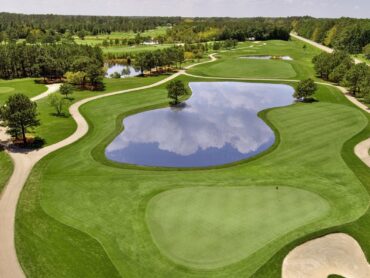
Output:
top-left (283, 233), bottom-right (370, 278)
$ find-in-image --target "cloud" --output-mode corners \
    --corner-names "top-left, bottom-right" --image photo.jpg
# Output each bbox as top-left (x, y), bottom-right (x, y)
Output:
top-left (0, 0), bottom-right (368, 17)
top-left (106, 82), bottom-right (294, 165)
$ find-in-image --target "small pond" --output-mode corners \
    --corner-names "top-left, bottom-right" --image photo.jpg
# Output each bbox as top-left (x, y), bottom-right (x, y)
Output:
top-left (105, 82), bottom-right (294, 167)
top-left (240, 56), bottom-right (293, 60)
top-left (105, 64), bottom-right (141, 78)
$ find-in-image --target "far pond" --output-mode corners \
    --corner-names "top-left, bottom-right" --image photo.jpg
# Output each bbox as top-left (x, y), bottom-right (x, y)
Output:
top-left (105, 64), bottom-right (141, 78)
top-left (240, 56), bottom-right (293, 60)
top-left (105, 82), bottom-right (294, 167)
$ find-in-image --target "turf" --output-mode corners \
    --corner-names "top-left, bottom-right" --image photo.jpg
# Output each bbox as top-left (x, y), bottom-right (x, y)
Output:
top-left (0, 148), bottom-right (13, 193)
top-left (101, 44), bottom-right (173, 54)
top-left (0, 78), bottom-right (46, 105)
top-left (16, 78), bottom-right (369, 277)
top-left (147, 186), bottom-right (329, 269)
top-left (74, 27), bottom-right (170, 46)
top-left (189, 39), bottom-right (321, 80)
top-left (32, 76), bottom-right (167, 146)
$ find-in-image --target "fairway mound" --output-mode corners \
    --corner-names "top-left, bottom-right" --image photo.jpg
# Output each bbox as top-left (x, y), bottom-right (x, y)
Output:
top-left (0, 87), bottom-right (15, 94)
top-left (283, 233), bottom-right (370, 278)
top-left (146, 186), bottom-right (330, 270)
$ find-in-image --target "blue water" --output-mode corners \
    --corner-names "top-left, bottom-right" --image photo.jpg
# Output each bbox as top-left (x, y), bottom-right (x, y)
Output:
top-left (105, 64), bottom-right (141, 78)
top-left (105, 82), bottom-right (294, 167)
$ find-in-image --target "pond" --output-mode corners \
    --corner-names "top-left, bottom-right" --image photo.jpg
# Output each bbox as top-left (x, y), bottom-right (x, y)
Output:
top-left (105, 82), bottom-right (294, 167)
top-left (240, 56), bottom-right (293, 60)
top-left (105, 64), bottom-right (141, 78)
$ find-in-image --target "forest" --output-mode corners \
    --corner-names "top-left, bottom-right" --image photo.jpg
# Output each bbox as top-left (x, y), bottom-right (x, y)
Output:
top-left (0, 43), bottom-right (105, 88)
top-left (292, 17), bottom-right (370, 54)
top-left (0, 13), bottom-right (369, 56)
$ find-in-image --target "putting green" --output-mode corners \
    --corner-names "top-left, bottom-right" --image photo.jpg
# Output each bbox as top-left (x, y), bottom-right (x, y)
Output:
top-left (146, 186), bottom-right (330, 269)
top-left (0, 87), bottom-right (15, 94)
top-left (189, 58), bottom-right (296, 79)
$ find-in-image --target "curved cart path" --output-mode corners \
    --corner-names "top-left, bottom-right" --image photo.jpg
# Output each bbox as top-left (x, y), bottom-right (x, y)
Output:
top-left (0, 73), bottom-right (182, 277)
top-left (0, 55), bottom-right (219, 278)
top-left (0, 46), bottom-right (368, 278)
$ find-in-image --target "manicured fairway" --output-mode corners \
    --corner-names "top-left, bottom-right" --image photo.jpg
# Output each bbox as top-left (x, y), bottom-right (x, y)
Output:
top-left (190, 58), bottom-right (296, 79)
top-left (101, 43), bottom-right (173, 54)
top-left (189, 39), bottom-right (321, 80)
top-left (147, 186), bottom-right (329, 269)
top-left (0, 150), bottom-right (13, 193)
top-left (75, 27), bottom-right (169, 46)
top-left (16, 78), bottom-right (369, 277)
top-left (0, 79), bottom-right (46, 104)
top-left (33, 76), bottom-right (166, 146)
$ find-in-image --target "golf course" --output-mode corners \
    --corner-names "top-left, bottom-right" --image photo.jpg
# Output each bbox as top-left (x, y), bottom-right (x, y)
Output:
top-left (0, 34), bottom-right (365, 278)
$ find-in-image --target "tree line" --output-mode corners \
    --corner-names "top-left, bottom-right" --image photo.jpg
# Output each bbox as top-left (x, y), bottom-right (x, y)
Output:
top-left (0, 43), bottom-right (105, 89)
top-left (0, 13), bottom-right (180, 41)
top-left (166, 18), bottom-right (291, 43)
top-left (312, 51), bottom-right (370, 102)
top-left (292, 17), bottom-right (370, 55)
top-left (133, 47), bottom-right (185, 74)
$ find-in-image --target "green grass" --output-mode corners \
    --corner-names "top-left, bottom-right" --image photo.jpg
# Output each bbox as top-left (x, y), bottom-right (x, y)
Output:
top-left (16, 76), bottom-right (369, 277)
top-left (13, 39), bottom-right (370, 277)
top-left (147, 186), bottom-right (329, 269)
top-left (189, 39), bottom-right (321, 80)
top-left (74, 27), bottom-right (173, 55)
top-left (32, 76), bottom-right (167, 146)
top-left (0, 148), bottom-right (13, 193)
top-left (101, 43), bottom-right (173, 54)
top-left (74, 27), bottom-right (170, 46)
top-left (0, 79), bottom-right (46, 105)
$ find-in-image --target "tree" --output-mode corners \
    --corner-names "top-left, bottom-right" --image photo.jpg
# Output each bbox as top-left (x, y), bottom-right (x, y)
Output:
top-left (294, 79), bottom-right (317, 101)
top-left (60, 83), bottom-right (74, 99)
top-left (0, 94), bottom-right (39, 144)
top-left (64, 71), bottom-right (87, 86)
top-left (341, 63), bottom-right (369, 96)
top-left (48, 94), bottom-right (67, 116)
top-left (364, 44), bottom-right (370, 60)
top-left (328, 58), bottom-right (353, 83)
top-left (77, 30), bottom-right (86, 40)
top-left (166, 80), bottom-right (188, 105)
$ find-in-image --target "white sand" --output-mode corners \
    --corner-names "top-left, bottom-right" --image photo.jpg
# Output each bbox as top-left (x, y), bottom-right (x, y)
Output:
top-left (283, 233), bottom-right (370, 278)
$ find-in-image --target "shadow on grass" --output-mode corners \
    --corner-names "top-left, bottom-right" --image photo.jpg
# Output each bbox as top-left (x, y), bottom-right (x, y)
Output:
top-left (50, 112), bottom-right (70, 118)
top-left (295, 98), bottom-right (319, 103)
top-left (9, 137), bottom-right (46, 152)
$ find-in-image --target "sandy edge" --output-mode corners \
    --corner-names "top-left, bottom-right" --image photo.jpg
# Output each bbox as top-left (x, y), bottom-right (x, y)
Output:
top-left (1, 38), bottom-right (369, 277)
top-left (0, 56), bottom-right (216, 278)
top-left (282, 233), bottom-right (370, 278)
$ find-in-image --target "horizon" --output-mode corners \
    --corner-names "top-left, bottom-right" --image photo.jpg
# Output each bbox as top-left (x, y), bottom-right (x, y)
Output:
top-left (0, 0), bottom-right (369, 18)
top-left (0, 11), bottom-right (369, 20)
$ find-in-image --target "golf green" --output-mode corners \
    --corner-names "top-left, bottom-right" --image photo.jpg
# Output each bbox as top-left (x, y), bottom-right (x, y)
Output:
top-left (146, 186), bottom-right (330, 269)
top-left (189, 58), bottom-right (296, 79)
top-left (0, 87), bottom-right (15, 94)
top-left (0, 78), bottom-right (46, 104)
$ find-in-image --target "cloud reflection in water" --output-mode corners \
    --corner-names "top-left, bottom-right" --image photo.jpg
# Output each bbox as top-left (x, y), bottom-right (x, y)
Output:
top-left (106, 82), bottom-right (294, 167)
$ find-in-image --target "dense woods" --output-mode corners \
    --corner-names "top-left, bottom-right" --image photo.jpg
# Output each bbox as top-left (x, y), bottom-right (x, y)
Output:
top-left (292, 17), bottom-right (370, 54)
top-left (166, 18), bottom-right (291, 43)
top-left (0, 43), bottom-right (104, 88)
top-left (0, 13), bottom-right (180, 40)
top-left (312, 51), bottom-right (370, 101)
top-left (0, 13), bottom-right (369, 57)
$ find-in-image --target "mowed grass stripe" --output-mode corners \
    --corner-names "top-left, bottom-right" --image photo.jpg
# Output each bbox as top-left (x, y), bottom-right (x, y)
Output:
top-left (146, 186), bottom-right (330, 269)
top-left (14, 80), bottom-right (368, 277)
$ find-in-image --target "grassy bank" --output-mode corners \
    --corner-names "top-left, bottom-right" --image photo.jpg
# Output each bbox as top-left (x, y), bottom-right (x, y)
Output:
top-left (16, 76), bottom-right (369, 277)
top-left (0, 149), bottom-right (13, 193)
top-left (188, 39), bottom-right (321, 80)
top-left (33, 76), bottom-right (167, 146)
top-left (0, 79), bottom-right (46, 104)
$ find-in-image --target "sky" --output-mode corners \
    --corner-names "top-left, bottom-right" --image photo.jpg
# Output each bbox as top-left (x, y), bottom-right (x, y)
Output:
top-left (0, 0), bottom-right (369, 18)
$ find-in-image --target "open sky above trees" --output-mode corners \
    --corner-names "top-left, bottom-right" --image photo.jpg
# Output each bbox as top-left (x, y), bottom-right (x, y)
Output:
top-left (0, 0), bottom-right (369, 18)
